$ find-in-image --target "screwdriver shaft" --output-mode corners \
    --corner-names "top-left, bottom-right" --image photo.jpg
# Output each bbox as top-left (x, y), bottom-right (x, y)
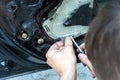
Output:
top-left (70, 36), bottom-right (84, 54)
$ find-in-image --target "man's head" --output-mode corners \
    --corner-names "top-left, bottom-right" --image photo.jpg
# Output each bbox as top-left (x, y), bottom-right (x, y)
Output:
top-left (85, 0), bottom-right (120, 80)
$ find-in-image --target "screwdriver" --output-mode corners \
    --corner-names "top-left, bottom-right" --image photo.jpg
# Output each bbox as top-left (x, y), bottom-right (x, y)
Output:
top-left (71, 37), bottom-right (96, 78)
top-left (70, 36), bottom-right (84, 54)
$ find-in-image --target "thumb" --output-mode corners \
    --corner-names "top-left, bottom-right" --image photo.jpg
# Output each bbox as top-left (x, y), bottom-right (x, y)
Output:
top-left (65, 37), bottom-right (73, 47)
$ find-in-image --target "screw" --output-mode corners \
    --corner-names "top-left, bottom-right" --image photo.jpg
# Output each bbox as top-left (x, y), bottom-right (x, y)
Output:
top-left (37, 38), bottom-right (44, 44)
top-left (21, 33), bottom-right (28, 39)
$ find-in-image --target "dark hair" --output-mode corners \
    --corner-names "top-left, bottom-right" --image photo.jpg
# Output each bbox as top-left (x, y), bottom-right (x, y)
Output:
top-left (85, 0), bottom-right (120, 80)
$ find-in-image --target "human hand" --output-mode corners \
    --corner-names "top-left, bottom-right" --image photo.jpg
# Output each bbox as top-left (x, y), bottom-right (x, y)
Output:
top-left (79, 43), bottom-right (86, 53)
top-left (46, 37), bottom-right (77, 80)
top-left (78, 43), bottom-right (96, 78)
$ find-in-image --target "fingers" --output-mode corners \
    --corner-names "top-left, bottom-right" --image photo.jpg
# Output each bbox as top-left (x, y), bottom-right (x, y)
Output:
top-left (47, 37), bottom-right (72, 51)
top-left (49, 41), bottom-right (64, 50)
top-left (46, 41), bottom-right (64, 58)
top-left (65, 37), bottom-right (73, 47)
top-left (79, 43), bottom-right (87, 54)
top-left (46, 37), bottom-right (73, 58)
top-left (78, 54), bottom-right (96, 78)
top-left (79, 43), bottom-right (85, 50)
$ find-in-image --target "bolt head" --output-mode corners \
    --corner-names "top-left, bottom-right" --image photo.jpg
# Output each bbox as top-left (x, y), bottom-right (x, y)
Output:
top-left (21, 33), bottom-right (28, 39)
top-left (37, 38), bottom-right (44, 44)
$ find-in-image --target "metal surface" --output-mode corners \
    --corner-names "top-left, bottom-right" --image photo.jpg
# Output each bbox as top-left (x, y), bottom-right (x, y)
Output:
top-left (0, 0), bottom-right (97, 78)
top-left (2, 63), bottom-right (97, 80)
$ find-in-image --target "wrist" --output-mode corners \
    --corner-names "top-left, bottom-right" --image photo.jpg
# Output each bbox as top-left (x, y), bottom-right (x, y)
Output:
top-left (60, 66), bottom-right (77, 80)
